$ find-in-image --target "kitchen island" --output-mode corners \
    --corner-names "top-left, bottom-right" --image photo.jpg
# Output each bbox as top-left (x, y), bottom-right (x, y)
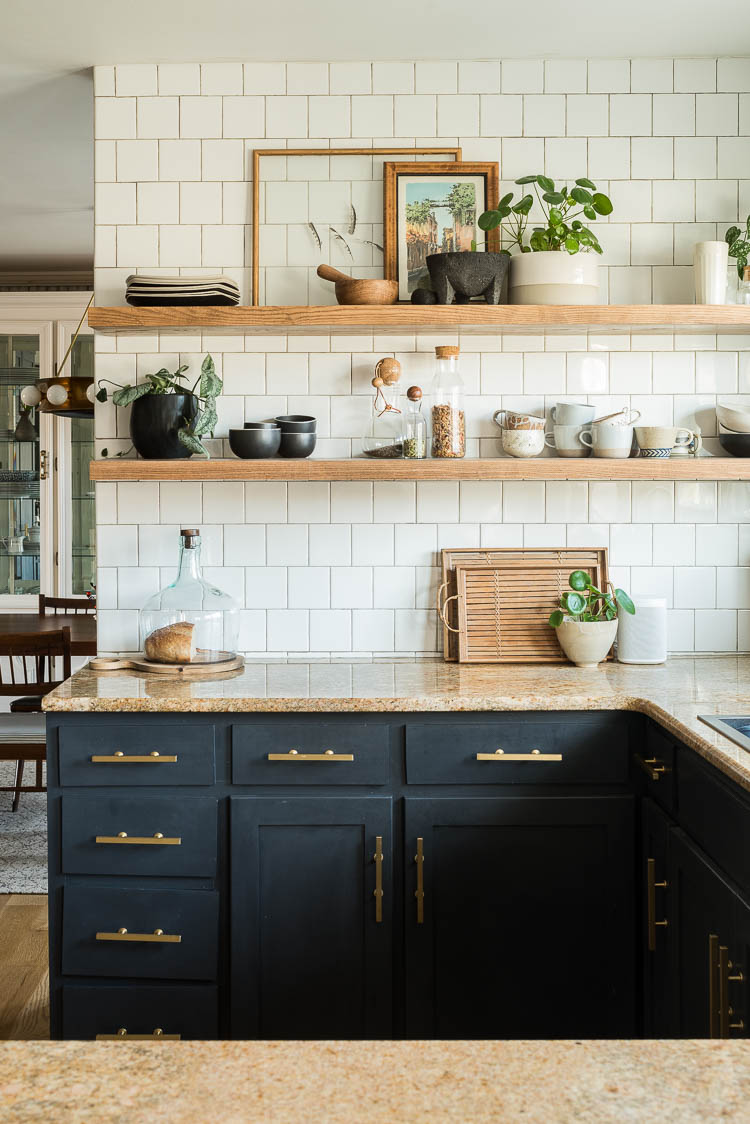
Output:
top-left (41, 657), bottom-right (750, 1044)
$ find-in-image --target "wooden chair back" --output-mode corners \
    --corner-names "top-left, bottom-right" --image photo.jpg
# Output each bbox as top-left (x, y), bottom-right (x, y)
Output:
top-left (39, 594), bottom-right (96, 616)
top-left (0, 627), bottom-right (72, 696)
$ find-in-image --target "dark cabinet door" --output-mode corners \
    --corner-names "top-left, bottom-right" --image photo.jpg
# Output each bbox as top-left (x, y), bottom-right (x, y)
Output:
top-left (728, 894), bottom-right (750, 1039)
top-left (669, 828), bottom-right (736, 1037)
top-left (641, 798), bottom-right (676, 1037)
top-left (230, 796), bottom-right (392, 1040)
top-left (404, 795), bottom-right (635, 1040)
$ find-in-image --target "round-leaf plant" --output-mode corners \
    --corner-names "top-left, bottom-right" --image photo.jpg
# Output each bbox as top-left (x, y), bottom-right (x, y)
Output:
top-left (478, 175), bottom-right (613, 256)
top-left (548, 570), bottom-right (635, 628)
top-left (725, 216), bottom-right (750, 279)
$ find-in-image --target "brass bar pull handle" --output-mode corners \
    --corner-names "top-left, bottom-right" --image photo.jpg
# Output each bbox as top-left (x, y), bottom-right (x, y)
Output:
top-left (646, 857), bottom-right (669, 952)
top-left (268, 750), bottom-right (354, 762)
top-left (373, 835), bottom-right (384, 923)
top-left (476, 749), bottom-right (562, 762)
top-left (96, 1027), bottom-right (181, 1041)
top-left (91, 751), bottom-right (177, 764)
top-left (96, 832), bottom-right (182, 846)
top-left (719, 945), bottom-right (746, 1036)
top-left (634, 755), bottom-right (670, 781)
top-left (415, 837), bottom-right (424, 925)
top-left (709, 934), bottom-right (721, 1038)
top-left (95, 927), bottom-right (181, 944)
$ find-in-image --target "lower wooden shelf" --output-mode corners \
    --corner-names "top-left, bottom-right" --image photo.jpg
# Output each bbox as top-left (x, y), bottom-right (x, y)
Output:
top-left (89, 457), bottom-right (750, 482)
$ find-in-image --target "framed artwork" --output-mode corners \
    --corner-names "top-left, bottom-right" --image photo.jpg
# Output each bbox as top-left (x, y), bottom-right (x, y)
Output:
top-left (383, 162), bottom-right (500, 302)
top-left (251, 147), bottom-right (462, 306)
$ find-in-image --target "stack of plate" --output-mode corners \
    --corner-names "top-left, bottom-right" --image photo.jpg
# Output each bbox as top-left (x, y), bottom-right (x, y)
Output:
top-left (125, 274), bottom-right (240, 306)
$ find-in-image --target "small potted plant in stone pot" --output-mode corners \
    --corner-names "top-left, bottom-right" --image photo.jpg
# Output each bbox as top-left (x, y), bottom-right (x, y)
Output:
top-left (478, 175), bottom-right (613, 305)
top-left (97, 354), bottom-right (222, 459)
top-left (549, 570), bottom-right (635, 668)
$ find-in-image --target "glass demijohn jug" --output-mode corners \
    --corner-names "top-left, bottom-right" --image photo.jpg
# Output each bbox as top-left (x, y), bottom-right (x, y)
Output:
top-left (139, 528), bottom-right (240, 662)
top-left (430, 345), bottom-right (465, 458)
top-left (362, 357), bottom-right (404, 458)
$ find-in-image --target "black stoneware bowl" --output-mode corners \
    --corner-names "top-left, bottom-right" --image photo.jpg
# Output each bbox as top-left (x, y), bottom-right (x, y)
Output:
top-left (244, 421), bottom-right (280, 430)
top-left (719, 432), bottom-right (750, 457)
top-left (279, 431), bottom-right (317, 458)
top-left (274, 414), bottom-right (317, 432)
top-left (229, 427), bottom-right (282, 458)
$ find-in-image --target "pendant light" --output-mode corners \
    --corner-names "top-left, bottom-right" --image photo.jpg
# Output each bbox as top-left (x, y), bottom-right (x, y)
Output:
top-left (36, 294), bottom-right (95, 418)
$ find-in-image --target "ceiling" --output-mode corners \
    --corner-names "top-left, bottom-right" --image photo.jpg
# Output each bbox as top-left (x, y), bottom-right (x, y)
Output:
top-left (5, 0), bottom-right (750, 64)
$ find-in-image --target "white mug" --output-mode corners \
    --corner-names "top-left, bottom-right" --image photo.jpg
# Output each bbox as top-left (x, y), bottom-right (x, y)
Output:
top-left (550, 402), bottom-right (596, 426)
top-left (594, 408), bottom-right (641, 427)
top-left (544, 424), bottom-right (590, 459)
top-left (501, 428), bottom-right (545, 458)
top-left (581, 425), bottom-right (634, 459)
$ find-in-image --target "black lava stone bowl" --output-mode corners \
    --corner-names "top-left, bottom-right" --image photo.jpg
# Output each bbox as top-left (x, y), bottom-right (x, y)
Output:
top-left (274, 414), bottom-right (317, 433)
top-left (229, 426), bottom-right (281, 458)
top-left (719, 431), bottom-right (750, 457)
top-left (279, 431), bottom-right (317, 458)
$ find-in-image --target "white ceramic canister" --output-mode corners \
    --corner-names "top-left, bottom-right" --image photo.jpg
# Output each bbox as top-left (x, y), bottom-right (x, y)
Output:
top-left (616, 597), bottom-right (667, 664)
top-left (693, 241), bottom-right (729, 304)
top-left (509, 251), bottom-right (599, 305)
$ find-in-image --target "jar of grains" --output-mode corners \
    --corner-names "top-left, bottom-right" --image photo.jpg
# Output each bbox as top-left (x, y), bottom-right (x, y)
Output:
top-left (430, 345), bottom-right (465, 458)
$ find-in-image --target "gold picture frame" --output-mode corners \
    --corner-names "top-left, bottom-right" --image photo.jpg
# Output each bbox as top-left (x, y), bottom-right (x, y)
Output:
top-left (250, 147), bottom-right (462, 307)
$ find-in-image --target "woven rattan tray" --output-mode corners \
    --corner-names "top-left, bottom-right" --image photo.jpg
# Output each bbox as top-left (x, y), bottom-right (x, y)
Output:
top-left (438, 547), bottom-right (609, 663)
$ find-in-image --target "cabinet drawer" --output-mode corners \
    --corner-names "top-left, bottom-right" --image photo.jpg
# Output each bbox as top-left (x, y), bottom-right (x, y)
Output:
top-left (232, 723), bottom-right (389, 785)
top-left (58, 723), bottom-right (215, 787)
top-left (405, 714), bottom-right (629, 785)
top-left (632, 724), bottom-right (675, 812)
top-left (62, 886), bottom-right (219, 981)
top-left (61, 984), bottom-right (219, 1040)
top-left (677, 750), bottom-right (750, 896)
top-left (61, 795), bottom-right (217, 877)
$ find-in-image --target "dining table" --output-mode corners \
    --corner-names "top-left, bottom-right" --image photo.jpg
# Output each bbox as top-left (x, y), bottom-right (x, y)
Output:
top-left (0, 613), bottom-right (97, 656)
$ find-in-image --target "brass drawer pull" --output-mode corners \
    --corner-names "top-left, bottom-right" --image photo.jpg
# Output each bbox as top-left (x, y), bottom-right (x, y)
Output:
top-left (415, 837), bottom-right (425, 925)
top-left (646, 857), bottom-right (669, 952)
top-left (476, 749), bottom-right (562, 762)
top-left (96, 1027), bottom-right (180, 1041)
top-left (95, 832), bottom-right (182, 846)
top-left (634, 754), bottom-right (670, 781)
top-left (718, 942), bottom-right (745, 1037)
top-left (268, 749), bottom-right (354, 762)
top-left (91, 751), bottom-right (178, 764)
top-left (373, 835), bottom-right (384, 923)
top-left (95, 927), bottom-right (182, 944)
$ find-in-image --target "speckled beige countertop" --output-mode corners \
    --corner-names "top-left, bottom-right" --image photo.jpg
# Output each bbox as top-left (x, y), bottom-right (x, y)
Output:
top-left (44, 655), bottom-right (750, 793)
top-left (1, 1040), bottom-right (749, 1123)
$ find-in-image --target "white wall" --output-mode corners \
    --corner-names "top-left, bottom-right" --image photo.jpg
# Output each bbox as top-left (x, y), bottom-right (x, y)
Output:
top-left (93, 58), bottom-right (750, 656)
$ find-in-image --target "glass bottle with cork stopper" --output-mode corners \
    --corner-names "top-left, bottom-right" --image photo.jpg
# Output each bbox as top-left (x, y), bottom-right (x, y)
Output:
top-left (739, 265), bottom-right (750, 305)
top-left (430, 345), bottom-right (465, 458)
top-left (363, 357), bottom-right (404, 458)
top-left (403, 385), bottom-right (427, 459)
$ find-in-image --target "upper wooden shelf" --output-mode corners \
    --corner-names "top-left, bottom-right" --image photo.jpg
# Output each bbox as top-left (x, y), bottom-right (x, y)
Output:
top-left (90, 457), bottom-right (750, 483)
top-left (88, 304), bottom-right (750, 336)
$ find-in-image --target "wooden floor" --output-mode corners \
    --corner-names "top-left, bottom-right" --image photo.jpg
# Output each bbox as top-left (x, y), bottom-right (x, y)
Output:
top-left (0, 894), bottom-right (49, 1039)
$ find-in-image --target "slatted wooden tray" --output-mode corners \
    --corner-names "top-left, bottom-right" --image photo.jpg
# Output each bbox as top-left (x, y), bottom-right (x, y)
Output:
top-left (438, 547), bottom-right (609, 663)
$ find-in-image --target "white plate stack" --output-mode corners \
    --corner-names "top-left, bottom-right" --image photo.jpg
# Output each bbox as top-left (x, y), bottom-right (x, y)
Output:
top-left (125, 274), bottom-right (240, 306)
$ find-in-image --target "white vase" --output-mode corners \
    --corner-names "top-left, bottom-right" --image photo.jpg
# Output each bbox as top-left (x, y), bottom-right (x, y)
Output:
top-left (554, 619), bottom-right (618, 668)
top-left (693, 241), bottom-right (729, 304)
top-left (509, 251), bottom-right (599, 305)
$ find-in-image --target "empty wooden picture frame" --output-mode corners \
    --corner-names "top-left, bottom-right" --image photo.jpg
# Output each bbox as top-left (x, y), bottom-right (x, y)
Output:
top-left (383, 161), bottom-right (500, 302)
top-left (251, 148), bottom-right (462, 306)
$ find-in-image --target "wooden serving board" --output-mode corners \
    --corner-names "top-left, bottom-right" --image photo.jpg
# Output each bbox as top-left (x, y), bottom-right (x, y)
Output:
top-left (89, 654), bottom-right (245, 677)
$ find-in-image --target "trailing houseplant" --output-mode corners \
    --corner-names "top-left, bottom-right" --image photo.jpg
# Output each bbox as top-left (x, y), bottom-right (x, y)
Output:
top-left (725, 216), bottom-right (750, 279)
top-left (477, 175), bottom-right (613, 305)
top-left (548, 570), bottom-right (635, 668)
top-left (97, 354), bottom-right (221, 459)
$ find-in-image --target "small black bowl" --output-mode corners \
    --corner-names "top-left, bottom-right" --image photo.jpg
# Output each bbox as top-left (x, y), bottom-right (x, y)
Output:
top-left (274, 414), bottom-right (317, 433)
top-left (229, 427), bottom-right (281, 458)
top-left (244, 421), bottom-right (280, 430)
top-left (279, 431), bottom-right (317, 458)
top-left (719, 432), bottom-right (750, 457)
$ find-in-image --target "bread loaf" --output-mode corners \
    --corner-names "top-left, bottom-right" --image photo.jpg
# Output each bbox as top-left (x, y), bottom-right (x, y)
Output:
top-left (144, 621), bottom-right (196, 664)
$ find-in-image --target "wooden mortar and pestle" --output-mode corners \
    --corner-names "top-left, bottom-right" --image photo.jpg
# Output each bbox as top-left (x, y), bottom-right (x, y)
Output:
top-left (317, 265), bottom-right (398, 306)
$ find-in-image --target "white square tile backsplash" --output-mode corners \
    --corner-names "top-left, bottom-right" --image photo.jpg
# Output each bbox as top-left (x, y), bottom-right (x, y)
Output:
top-left (94, 56), bottom-right (750, 655)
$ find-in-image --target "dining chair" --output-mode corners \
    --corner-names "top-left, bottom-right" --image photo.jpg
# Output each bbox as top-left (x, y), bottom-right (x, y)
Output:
top-left (0, 627), bottom-right (71, 812)
top-left (39, 594), bottom-right (96, 616)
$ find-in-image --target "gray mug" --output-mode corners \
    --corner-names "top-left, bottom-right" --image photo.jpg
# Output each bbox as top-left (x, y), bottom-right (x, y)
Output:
top-left (550, 402), bottom-right (596, 426)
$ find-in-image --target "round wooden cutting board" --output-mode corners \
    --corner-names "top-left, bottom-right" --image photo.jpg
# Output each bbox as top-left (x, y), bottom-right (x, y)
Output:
top-left (89, 653), bottom-right (245, 677)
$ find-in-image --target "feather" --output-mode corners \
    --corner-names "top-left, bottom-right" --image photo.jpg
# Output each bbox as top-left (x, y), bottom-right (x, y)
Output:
top-left (329, 227), bottom-right (353, 260)
top-left (363, 240), bottom-right (384, 253)
top-left (308, 222), bottom-right (322, 250)
top-left (348, 205), bottom-right (357, 236)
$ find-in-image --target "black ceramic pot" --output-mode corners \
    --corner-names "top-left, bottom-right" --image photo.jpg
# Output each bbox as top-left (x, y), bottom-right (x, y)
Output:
top-left (426, 251), bottom-right (510, 305)
top-left (130, 393), bottom-right (198, 459)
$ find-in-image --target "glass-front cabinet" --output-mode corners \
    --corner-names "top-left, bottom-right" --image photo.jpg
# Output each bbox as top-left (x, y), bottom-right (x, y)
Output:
top-left (0, 295), bottom-right (95, 608)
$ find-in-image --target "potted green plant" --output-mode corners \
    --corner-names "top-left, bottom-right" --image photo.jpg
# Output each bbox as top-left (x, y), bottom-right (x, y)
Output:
top-left (549, 570), bottom-right (635, 668)
top-left (96, 354), bottom-right (221, 459)
top-left (725, 217), bottom-right (750, 279)
top-left (478, 175), bottom-right (613, 305)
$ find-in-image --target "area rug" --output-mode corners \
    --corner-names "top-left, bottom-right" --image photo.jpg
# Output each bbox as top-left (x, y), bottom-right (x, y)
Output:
top-left (0, 762), bottom-right (47, 893)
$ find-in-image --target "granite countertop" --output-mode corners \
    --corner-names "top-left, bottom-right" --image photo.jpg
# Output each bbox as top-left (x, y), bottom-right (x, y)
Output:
top-left (2, 1040), bottom-right (749, 1123)
top-left (43, 654), bottom-right (750, 794)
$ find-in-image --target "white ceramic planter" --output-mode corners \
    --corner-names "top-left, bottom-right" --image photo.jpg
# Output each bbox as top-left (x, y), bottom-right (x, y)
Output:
top-left (510, 251), bottom-right (599, 305)
top-left (554, 618), bottom-right (618, 668)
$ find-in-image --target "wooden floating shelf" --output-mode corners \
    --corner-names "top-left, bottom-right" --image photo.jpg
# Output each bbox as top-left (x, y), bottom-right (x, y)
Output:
top-left (88, 304), bottom-right (750, 336)
top-left (90, 457), bottom-right (750, 483)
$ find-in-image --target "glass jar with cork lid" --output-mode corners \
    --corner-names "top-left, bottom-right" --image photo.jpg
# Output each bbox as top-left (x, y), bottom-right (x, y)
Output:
top-left (363, 357), bottom-right (404, 458)
top-left (430, 345), bottom-right (465, 458)
top-left (403, 385), bottom-right (427, 459)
